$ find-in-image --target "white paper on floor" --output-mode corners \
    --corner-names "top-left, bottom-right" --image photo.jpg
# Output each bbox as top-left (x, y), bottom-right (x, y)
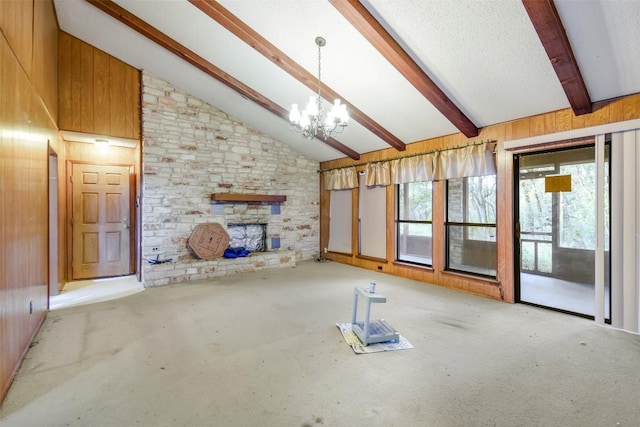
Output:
top-left (336, 322), bottom-right (413, 354)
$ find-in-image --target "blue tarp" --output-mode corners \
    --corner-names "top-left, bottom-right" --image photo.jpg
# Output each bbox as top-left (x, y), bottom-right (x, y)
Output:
top-left (223, 246), bottom-right (251, 258)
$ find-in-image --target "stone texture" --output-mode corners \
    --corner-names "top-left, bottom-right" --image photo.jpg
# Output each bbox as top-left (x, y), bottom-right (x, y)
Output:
top-left (141, 72), bottom-right (319, 286)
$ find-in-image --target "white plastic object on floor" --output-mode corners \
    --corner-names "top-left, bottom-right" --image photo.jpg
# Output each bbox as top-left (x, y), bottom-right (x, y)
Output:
top-left (351, 286), bottom-right (399, 346)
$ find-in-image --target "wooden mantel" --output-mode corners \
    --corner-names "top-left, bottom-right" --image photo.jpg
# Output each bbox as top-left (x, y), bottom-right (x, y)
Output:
top-left (210, 193), bottom-right (287, 203)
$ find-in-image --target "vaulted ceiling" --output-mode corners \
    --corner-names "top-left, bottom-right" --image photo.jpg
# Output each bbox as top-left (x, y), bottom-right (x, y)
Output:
top-left (54, 0), bottom-right (640, 162)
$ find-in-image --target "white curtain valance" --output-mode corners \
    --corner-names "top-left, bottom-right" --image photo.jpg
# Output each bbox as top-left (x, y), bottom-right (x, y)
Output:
top-left (324, 142), bottom-right (497, 188)
top-left (324, 166), bottom-right (358, 190)
top-left (365, 162), bottom-right (391, 186)
top-left (388, 142), bottom-right (497, 184)
top-left (391, 154), bottom-right (435, 184)
top-left (434, 142), bottom-right (496, 180)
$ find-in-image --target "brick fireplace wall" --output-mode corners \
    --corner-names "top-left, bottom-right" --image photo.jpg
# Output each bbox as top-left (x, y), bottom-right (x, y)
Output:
top-left (141, 72), bottom-right (319, 286)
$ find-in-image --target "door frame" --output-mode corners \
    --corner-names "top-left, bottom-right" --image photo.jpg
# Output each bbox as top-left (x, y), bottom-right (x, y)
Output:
top-left (66, 160), bottom-right (136, 280)
top-left (49, 146), bottom-right (60, 297)
top-left (512, 141), bottom-right (610, 320)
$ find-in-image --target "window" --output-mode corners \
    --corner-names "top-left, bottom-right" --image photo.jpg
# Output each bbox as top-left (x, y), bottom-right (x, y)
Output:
top-left (559, 158), bottom-right (609, 251)
top-left (519, 167), bottom-right (553, 274)
top-left (446, 175), bottom-right (497, 277)
top-left (396, 181), bottom-right (432, 266)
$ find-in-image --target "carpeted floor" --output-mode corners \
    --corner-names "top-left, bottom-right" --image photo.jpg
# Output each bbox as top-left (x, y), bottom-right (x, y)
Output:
top-left (1, 260), bottom-right (639, 426)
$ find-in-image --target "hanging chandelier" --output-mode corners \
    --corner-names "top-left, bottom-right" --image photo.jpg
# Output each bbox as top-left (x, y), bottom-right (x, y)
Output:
top-left (289, 36), bottom-right (349, 140)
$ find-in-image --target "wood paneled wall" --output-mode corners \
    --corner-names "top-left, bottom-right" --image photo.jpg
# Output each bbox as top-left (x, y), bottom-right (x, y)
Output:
top-left (0, 0), bottom-right (61, 402)
top-left (33, 0), bottom-right (59, 121)
top-left (58, 32), bottom-right (140, 139)
top-left (0, 0), bottom-right (33, 76)
top-left (0, 0), bottom-right (58, 121)
top-left (60, 34), bottom-right (141, 284)
top-left (320, 93), bottom-right (640, 302)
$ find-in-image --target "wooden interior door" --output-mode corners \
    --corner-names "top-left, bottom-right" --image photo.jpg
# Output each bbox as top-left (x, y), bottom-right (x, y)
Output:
top-left (71, 163), bottom-right (132, 279)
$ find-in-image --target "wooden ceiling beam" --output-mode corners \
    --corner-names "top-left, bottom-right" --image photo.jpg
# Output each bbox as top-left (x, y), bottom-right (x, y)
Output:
top-left (522, 0), bottom-right (592, 115)
top-left (84, 0), bottom-right (360, 160)
top-left (330, 0), bottom-right (479, 138)
top-left (188, 0), bottom-right (406, 152)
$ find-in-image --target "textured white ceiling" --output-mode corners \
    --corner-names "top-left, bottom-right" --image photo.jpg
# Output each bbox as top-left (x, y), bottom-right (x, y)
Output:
top-left (54, 0), bottom-right (640, 161)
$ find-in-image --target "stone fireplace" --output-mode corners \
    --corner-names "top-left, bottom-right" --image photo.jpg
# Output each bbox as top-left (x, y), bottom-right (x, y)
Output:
top-left (140, 72), bottom-right (320, 287)
top-left (227, 223), bottom-right (267, 252)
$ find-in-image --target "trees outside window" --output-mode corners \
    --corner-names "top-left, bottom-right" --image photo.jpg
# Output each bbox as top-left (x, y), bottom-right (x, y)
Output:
top-left (396, 182), bottom-right (432, 265)
top-left (446, 175), bottom-right (497, 277)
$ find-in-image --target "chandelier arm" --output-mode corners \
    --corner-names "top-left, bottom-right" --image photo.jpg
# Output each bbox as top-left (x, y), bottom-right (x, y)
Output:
top-left (289, 36), bottom-right (349, 141)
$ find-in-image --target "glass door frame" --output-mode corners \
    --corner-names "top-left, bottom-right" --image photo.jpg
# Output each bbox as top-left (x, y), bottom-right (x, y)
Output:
top-left (513, 141), bottom-right (611, 321)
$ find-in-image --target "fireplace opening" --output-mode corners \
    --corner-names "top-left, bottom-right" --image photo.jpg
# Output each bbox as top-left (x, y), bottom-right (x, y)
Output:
top-left (227, 223), bottom-right (267, 252)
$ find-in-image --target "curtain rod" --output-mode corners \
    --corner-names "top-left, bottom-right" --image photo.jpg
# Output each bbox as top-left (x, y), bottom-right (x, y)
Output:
top-left (318, 139), bottom-right (497, 173)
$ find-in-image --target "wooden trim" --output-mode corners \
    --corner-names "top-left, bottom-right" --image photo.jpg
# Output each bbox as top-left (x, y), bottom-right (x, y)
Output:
top-left (504, 117), bottom-right (640, 151)
top-left (188, 0), bottom-right (405, 153)
top-left (327, 251), bottom-right (353, 257)
top-left (210, 193), bottom-right (287, 203)
top-left (84, 0), bottom-right (359, 160)
top-left (392, 261), bottom-right (434, 272)
top-left (440, 269), bottom-right (500, 285)
top-left (128, 166), bottom-right (136, 275)
top-left (329, 0), bottom-right (479, 138)
top-left (319, 93), bottom-right (640, 302)
top-left (356, 255), bottom-right (389, 263)
top-left (522, 0), bottom-right (592, 115)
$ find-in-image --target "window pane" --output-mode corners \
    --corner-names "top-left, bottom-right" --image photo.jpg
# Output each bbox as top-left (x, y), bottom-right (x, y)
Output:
top-left (398, 223), bottom-right (432, 265)
top-left (446, 175), bottom-right (496, 277)
top-left (447, 178), bottom-right (464, 222)
top-left (467, 226), bottom-right (496, 241)
top-left (559, 163), bottom-right (596, 249)
top-left (537, 242), bottom-right (552, 273)
top-left (467, 175), bottom-right (496, 223)
top-left (519, 177), bottom-right (552, 234)
top-left (399, 181), bottom-right (432, 221)
top-left (521, 241), bottom-right (535, 271)
top-left (396, 181), bottom-right (433, 266)
top-left (447, 225), bottom-right (496, 276)
top-left (448, 175), bottom-right (496, 223)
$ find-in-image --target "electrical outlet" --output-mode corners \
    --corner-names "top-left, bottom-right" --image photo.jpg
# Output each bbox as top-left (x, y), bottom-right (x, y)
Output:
top-left (152, 247), bottom-right (159, 251)
top-left (377, 265), bottom-right (383, 271)
top-left (323, 247), bottom-right (327, 253)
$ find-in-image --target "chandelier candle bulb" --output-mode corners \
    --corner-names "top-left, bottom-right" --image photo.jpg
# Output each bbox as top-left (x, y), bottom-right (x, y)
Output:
top-left (289, 36), bottom-right (349, 140)
top-left (289, 104), bottom-right (300, 123)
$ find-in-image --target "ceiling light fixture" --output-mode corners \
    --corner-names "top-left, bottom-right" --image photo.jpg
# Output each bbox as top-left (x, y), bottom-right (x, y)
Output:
top-left (289, 36), bottom-right (349, 140)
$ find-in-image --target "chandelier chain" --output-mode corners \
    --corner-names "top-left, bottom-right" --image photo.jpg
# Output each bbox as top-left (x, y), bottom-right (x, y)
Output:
top-left (288, 36), bottom-right (349, 140)
top-left (317, 40), bottom-right (322, 105)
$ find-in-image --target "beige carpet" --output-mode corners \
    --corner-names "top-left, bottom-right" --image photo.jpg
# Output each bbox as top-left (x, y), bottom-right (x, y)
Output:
top-left (1, 260), bottom-right (639, 426)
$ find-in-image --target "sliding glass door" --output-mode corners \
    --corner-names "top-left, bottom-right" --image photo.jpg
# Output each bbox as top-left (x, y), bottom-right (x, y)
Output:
top-left (515, 144), bottom-right (610, 319)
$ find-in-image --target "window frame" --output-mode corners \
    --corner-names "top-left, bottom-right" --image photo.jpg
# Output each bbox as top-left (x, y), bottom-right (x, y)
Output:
top-left (395, 181), bottom-right (433, 267)
top-left (445, 175), bottom-right (497, 278)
